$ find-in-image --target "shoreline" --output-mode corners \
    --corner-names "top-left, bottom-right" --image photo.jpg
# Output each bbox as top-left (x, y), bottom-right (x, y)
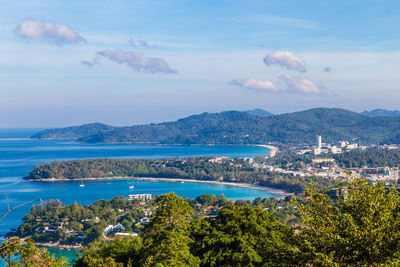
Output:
top-left (256, 144), bottom-right (279, 158)
top-left (27, 176), bottom-right (292, 197)
top-left (20, 237), bottom-right (82, 250)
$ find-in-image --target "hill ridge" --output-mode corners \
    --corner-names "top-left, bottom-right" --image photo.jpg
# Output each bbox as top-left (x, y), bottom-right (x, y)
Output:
top-left (31, 108), bottom-right (400, 145)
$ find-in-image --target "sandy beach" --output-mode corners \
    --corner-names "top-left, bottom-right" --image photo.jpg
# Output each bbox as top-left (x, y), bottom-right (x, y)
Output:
top-left (256, 144), bottom-right (279, 158)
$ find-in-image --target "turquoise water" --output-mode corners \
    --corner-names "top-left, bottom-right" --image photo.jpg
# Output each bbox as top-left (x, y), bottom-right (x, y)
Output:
top-left (0, 128), bottom-right (273, 263)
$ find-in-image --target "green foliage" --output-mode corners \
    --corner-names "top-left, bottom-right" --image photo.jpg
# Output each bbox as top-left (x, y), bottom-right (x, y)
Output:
top-left (142, 193), bottom-right (200, 266)
top-left (12, 180), bottom-right (400, 266)
top-left (75, 236), bottom-right (143, 267)
top-left (13, 196), bottom-right (155, 246)
top-left (190, 205), bottom-right (295, 266)
top-left (332, 149), bottom-right (400, 168)
top-left (31, 123), bottom-right (114, 139)
top-left (0, 237), bottom-right (69, 266)
top-left (294, 178), bottom-right (400, 266)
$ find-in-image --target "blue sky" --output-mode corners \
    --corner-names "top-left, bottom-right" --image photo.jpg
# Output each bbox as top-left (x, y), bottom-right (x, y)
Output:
top-left (1, 0), bottom-right (400, 127)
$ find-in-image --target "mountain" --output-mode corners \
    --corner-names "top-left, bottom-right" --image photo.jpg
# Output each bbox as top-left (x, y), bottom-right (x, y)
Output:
top-left (31, 108), bottom-right (400, 145)
top-left (31, 123), bottom-right (114, 139)
top-left (244, 108), bottom-right (273, 117)
top-left (361, 109), bottom-right (400, 117)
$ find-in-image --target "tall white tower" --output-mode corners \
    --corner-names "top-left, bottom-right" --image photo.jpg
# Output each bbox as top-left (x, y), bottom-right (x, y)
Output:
top-left (316, 135), bottom-right (322, 148)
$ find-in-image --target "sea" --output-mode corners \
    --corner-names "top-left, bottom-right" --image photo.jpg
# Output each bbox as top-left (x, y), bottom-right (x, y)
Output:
top-left (0, 128), bottom-right (275, 263)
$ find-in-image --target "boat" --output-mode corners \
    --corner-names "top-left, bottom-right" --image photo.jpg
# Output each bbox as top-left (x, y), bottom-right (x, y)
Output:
top-left (79, 181), bottom-right (85, 187)
top-left (129, 185), bottom-right (134, 189)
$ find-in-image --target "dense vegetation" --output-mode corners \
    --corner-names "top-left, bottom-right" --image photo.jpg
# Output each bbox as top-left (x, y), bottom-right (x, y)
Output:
top-left (8, 193), bottom-right (295, 248)
top-left (12, 197), bottom-right (156, 245)
top-left (31, 123), bottom-right (114, 139)
top-left (32, 108), bottom-right (400, 145)
top-left (244, 108), bottom-right (273, 117)
top-left (76, 192), bottom-right (296, 266)
top-left (5, 179), bottom-right (400, 266)
top-left (361, 108), bottom-right (400, 117)
top-left (0, 238), bottom-right (68, 266)
top-left (27, 157), bottom-right (335, 193)
top-left (76, 180), bottom-right (400, 266)
top-left (332, 149), bottom-right (400, 168)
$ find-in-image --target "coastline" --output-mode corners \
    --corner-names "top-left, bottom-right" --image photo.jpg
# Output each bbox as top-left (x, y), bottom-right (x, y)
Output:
top-left (28, 176), bottom-right (292, 197)
top-left (20, 237), bottom-right (82, 250)
top-left (256, 144), bottom-right (279, 158)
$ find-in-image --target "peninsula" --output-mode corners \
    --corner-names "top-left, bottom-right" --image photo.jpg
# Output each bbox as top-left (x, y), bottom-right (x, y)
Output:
top-left (26, 157), bottom-right (335, 193)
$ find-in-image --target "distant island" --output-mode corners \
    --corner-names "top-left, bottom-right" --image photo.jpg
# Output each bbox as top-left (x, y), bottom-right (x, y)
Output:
top-left (31, 108), bottom-right (400, 145)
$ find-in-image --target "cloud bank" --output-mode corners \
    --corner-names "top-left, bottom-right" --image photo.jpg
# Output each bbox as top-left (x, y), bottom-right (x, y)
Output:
top-left (279, 74), bottom-right (321, 95)
top-left (15, 19), bottom-right (85, 45)
top-left (96, 49), bottom-right (177, 73)
top-left (263, 51), bottom-right (306, 72)
top-left (230, 78), bottom-right (278, 92)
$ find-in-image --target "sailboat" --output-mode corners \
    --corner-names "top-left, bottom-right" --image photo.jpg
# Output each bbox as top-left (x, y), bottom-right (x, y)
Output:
top-left (79, 180), bottom-right (85, 187)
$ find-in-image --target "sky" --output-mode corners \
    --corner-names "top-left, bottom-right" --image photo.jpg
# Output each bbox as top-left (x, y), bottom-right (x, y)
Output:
top-left (1, 0), bottom-right (400, 127)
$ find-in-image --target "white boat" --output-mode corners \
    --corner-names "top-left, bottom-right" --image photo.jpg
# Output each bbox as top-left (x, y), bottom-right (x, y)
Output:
top-left (79, 181), bottom-right (85, 187)
top-left (129, 185), bottom-right (134, 189)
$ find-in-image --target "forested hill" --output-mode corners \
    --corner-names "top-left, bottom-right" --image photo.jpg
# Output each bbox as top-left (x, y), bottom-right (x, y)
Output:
top-left (31, 108), bottom-right (400, 145)
top-left (31, 123), bottom-right (114, 139)
top-left (244, 108), bottom-right (274, 117)
top-left (361, 109), bottom-right (400, 117)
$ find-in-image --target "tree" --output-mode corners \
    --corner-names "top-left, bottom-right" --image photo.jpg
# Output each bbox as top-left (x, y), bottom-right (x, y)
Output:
top-left (142, 193), bottom-right (200, 266)
top-left (0, 237), bottom-right (69, 266)
top-left (191, 205), bottom-right (295, 266)
top-left (295, 178), bottom-right (400, 266)
top-left (75, 236), bottom-right (143, 267)
top-left (0, 237), bottom-right (20, 266)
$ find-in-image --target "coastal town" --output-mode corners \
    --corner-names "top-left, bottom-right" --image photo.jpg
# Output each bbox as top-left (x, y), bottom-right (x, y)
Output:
top-left (250, 135), bottom-right (400, 182)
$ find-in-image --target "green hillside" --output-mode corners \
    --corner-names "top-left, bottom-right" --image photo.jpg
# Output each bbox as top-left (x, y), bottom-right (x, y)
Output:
top-left (31, 123), bottom-right (114, 139)
top-left (31, 108), bottom-right (400, 145)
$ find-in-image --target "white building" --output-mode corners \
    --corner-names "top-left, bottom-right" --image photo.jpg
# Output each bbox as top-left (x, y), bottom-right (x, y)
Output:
top-left (314, 147), bottom-right (321, 155)
top-left (115, 232), bottom-right (138, 237)
top-left (104, 225), bottom-right (114, 234)
top-left (129, 194), bottom-right (152, 201)
top-left (347, 143), bottom-right (358, 150)
top-left (316, 135), bottom-right (322, 148)
top-left (104, 224), bottom-right (125, 234)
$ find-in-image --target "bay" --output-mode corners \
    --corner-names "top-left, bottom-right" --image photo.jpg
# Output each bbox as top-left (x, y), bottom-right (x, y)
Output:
top-left (0, 128), bottom-right (275, 263)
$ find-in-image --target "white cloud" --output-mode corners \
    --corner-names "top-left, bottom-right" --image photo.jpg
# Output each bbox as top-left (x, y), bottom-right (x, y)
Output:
top-left (229, 78), bottom-right (278, 92)
top-left (96, 49), bottom-right (177, 73)
top-left (15, 19), bottom-right (85, 45)
top-left (129, 37), bottom-right (156, 48)
top-left (263, 51), bottom-right (306, 72)
top-left (279, 74), bottom-right (321, 95)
